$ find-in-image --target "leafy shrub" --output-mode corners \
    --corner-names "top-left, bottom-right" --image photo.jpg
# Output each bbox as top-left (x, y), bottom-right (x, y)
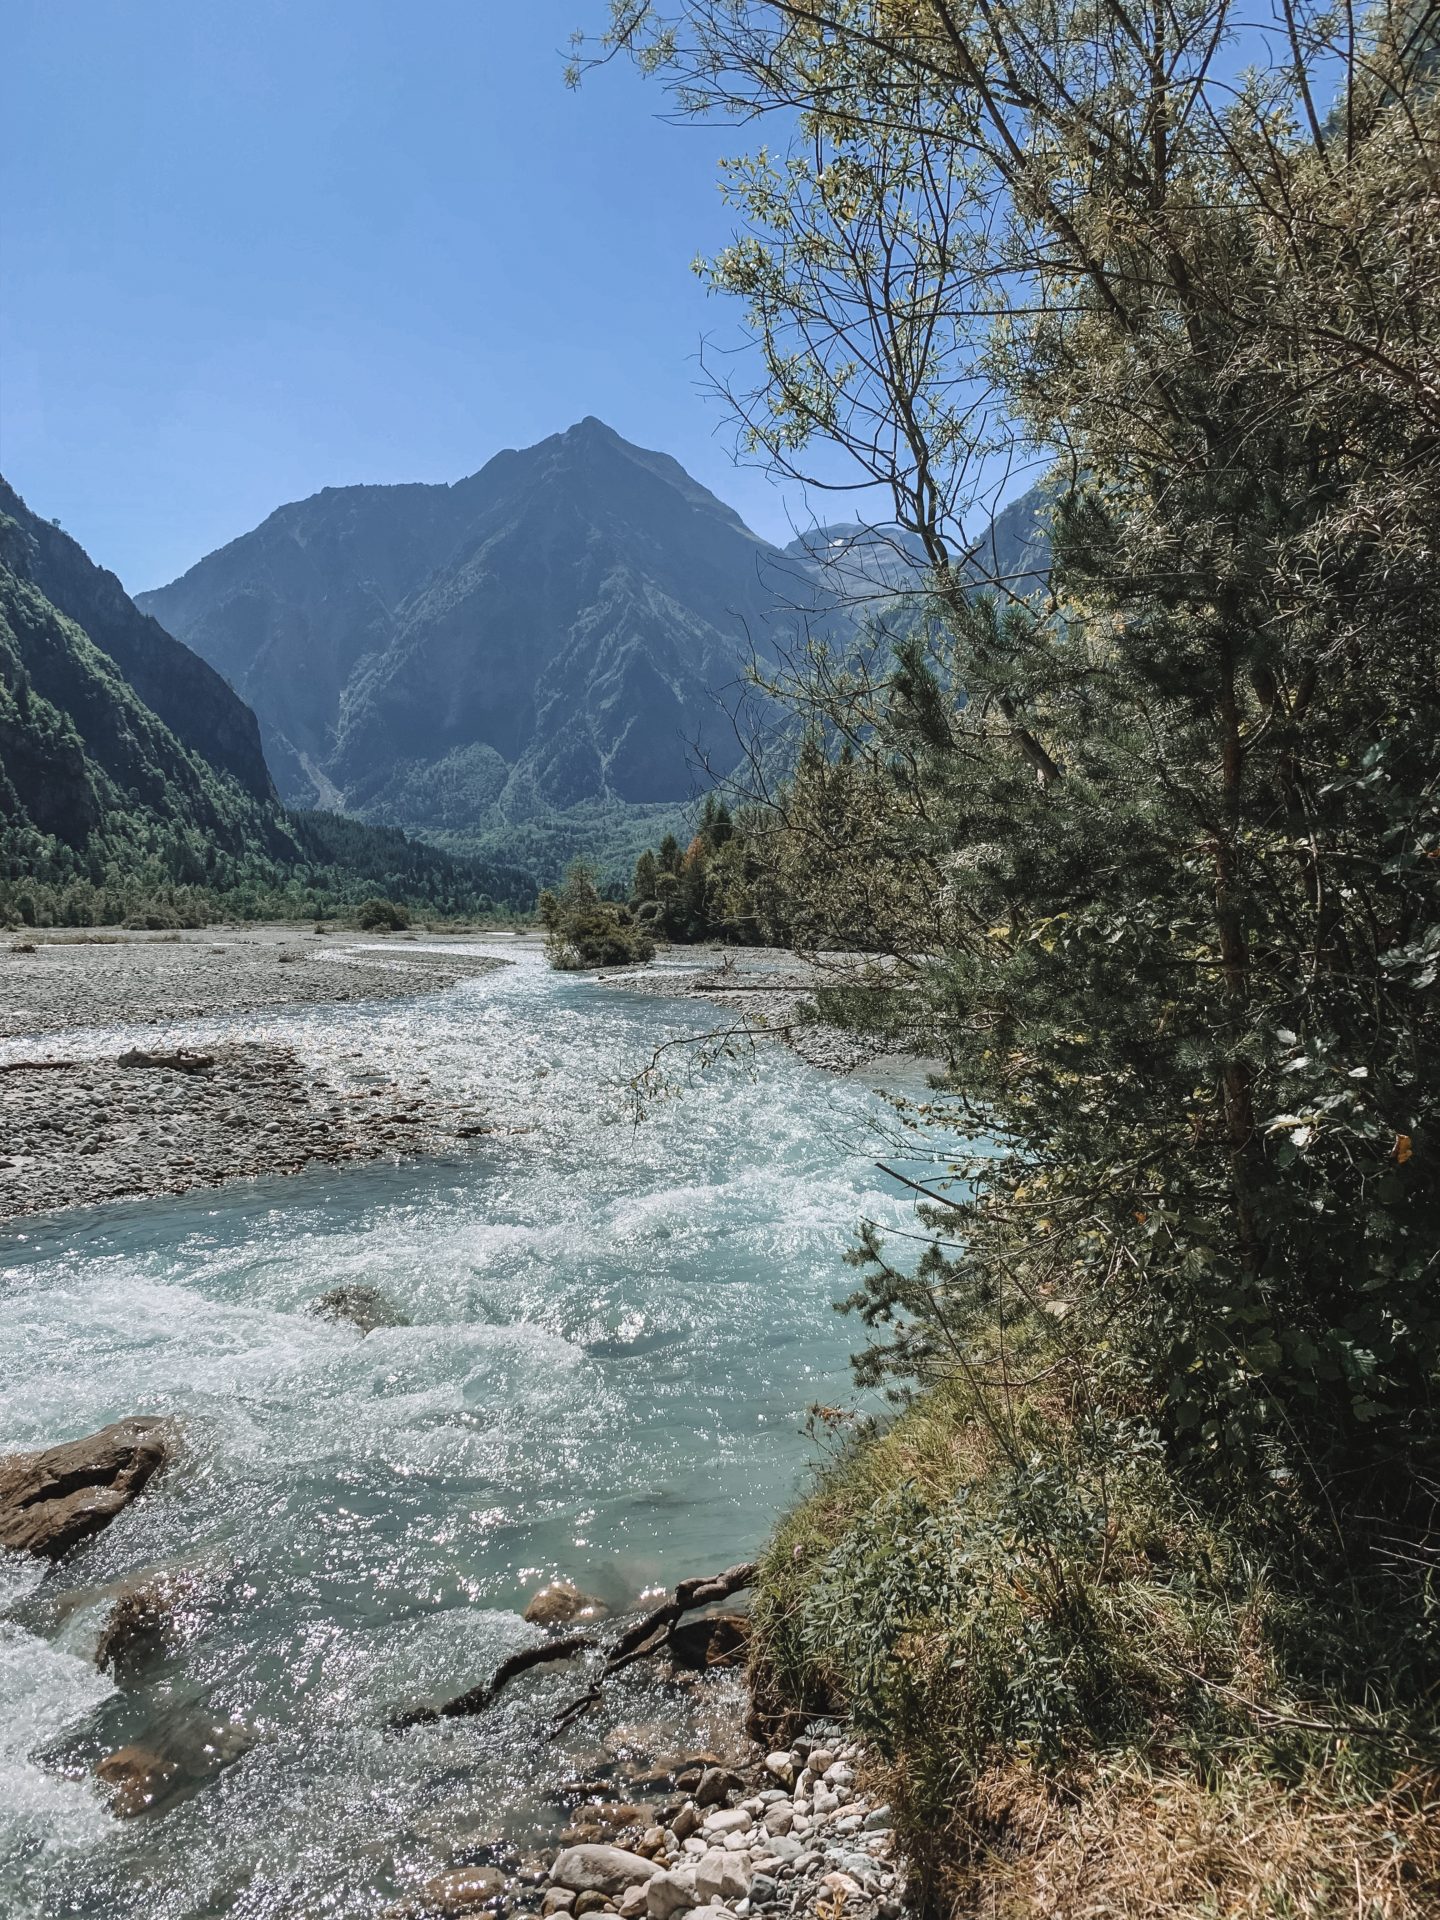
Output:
top-left (540, 861), bottom-right (655, 970)
top-left (355, 896), bottom-right (410, 932)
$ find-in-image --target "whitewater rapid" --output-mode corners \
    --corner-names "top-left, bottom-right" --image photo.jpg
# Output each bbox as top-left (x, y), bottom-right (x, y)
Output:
top-left (0, 945), bottom-right (915, 1920)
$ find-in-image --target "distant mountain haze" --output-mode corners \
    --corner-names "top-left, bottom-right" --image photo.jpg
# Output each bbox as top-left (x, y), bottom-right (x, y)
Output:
top-left (785, 490), bottom-right (1051, 600)
top-left (140, 419), bottom-right (838, 832)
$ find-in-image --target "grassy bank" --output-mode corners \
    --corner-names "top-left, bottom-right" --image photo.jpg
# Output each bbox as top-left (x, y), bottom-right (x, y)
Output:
top-left (749, 1374), bottom-right (1439, 1917)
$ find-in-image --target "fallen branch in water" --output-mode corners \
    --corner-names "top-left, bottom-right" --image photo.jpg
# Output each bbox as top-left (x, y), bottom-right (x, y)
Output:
top-left (389, 1632), bottom-right (596, 1730)
top-left (548, 1560), bottom-right (757, 1737)
top-left (388, 1561), bottom-right (757, 1734)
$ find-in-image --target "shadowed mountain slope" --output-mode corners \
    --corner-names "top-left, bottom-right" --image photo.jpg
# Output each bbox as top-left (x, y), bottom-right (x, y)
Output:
top-left (1, 478), bottom-right (276, 804)
top-left (140, 419), bottom-right (836, 827)
top-left (0, 480), bottom-right (295, 872)
top-left (0, 483), bottom-right (536, 916)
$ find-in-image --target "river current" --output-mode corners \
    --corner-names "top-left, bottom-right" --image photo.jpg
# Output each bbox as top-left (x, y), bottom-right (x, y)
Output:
top-left (0, 945), bottom-right (915, 1920)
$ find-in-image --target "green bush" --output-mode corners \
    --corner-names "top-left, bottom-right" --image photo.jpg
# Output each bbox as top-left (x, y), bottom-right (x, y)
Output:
top-left (354, 896), bottom-right (411, 932)
top-left (540, 861), bottom-right (656, 970)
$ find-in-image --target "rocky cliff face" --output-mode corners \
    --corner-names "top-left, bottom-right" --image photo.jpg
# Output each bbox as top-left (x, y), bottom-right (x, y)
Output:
top-left (139, 420), bottom-right (836, 825)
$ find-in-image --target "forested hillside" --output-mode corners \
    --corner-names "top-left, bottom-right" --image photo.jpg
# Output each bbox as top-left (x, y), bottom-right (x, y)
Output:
top-left (0, 481), bottom-right (534, 925)
top-left (0, 483), bottom-right (299, 901)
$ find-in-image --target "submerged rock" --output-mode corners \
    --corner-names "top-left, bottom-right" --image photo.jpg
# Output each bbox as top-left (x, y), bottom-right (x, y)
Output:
top-left (524, 1579), bottom-right (607, 1628)
top-left (0, 1417), bottom-right (171, 1559)
top-left (94, 1568), bottom-right (203, 1675)
top-left (94, 1712), bottom-right (255, 1820)
top-left (414, 1864), bottom-right (508, 1914)
top-left (667, 1614), bottom-right (750, 1671)
top-left (94, 1743), bottom-right (179, 1818)
top-left (308, 1284), bottom-right (409, 1334)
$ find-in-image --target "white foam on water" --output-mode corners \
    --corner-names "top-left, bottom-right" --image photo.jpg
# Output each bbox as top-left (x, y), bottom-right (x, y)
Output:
top-left (0, 946), bottom-right (920, 1918)
top-left (0, 1624), bottom-right (114, 1859)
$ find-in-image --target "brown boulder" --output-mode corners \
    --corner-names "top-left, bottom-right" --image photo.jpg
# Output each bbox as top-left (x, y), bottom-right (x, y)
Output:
top-left (523, 1580), bottom-right (607, 1628)
top-left (0, 1418), bottom-right (171, 1559)
top-left (692, 1766), bottom-right (745, 1808)
top-left (95, 1744), bottom-right (179, 1818)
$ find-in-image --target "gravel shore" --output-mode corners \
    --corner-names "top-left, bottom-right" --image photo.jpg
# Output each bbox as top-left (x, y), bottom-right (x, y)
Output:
top-left (0, 925), bottom-right (507, 1039)
top-left (596, 949), bottom-right (920, 1077)
top-left (385, 1718), bottom-right (902, 1920)
top-left (0, 927), bottom-right (511, 1221)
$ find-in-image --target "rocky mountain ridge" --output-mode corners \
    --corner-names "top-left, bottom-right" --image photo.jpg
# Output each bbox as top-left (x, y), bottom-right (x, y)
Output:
top-left (138, 420), bottom-right (842, 831)
top-left (0, 479), bottom-right (535, 913)
top-left (0, 478), bottom-right (295, 873)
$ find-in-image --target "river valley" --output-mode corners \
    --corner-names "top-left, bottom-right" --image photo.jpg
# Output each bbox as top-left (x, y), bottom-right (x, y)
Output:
top-left (0, 940), bottom-right (917, 1920)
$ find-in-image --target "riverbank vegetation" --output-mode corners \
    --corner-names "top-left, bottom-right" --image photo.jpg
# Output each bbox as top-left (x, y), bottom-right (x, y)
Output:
top-left (628, 796), bottom-right (769, 943)
top-left (604, 0), bottom-right (1440, 1910)
top-left (540, 860), bottom-right (657, 967)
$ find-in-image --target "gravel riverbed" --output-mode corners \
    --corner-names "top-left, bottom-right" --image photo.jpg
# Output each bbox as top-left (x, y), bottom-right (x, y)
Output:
top-left (384, 1718), bottom-right (902, 1920)
top-left (596, 949), bottom-right (922, 1077)
top-left (0, 928), bottom-right (512, 1221)
top-left (0, 925), bottom-right (509, 1039)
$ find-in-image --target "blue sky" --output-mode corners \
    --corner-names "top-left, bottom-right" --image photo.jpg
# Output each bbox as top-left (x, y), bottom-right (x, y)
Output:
top-left (1, 0), bottom-right (821, 593)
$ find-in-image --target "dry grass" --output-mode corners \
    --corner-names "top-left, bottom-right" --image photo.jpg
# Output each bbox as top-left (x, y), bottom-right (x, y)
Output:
top-left (927, 1759), bottom-right (1440, 1920)
top-left (753, 1369), bottom-right (1440, 1920)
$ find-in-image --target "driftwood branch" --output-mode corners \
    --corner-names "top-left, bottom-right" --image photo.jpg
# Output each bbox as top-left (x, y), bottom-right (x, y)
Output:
top-left (604, 1562), bottom-right (758, 1669)
top-left (389, 1561), bottom-right (757, 1735)
top-left (548, 1561), bottom-right (757, 1737)
top-left (389, 1632), bottom-right (596, 1731)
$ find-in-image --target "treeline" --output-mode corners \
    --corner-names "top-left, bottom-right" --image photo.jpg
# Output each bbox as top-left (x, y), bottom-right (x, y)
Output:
top-left (628, 795), bottom-right (765, 944)
top-left (0, 808), bottom-right (535, 930)
top-left (542, 793), bottom-right (793, 966)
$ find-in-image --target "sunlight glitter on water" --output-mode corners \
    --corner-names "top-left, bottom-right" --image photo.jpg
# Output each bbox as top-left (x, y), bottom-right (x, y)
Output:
top-left (0, 948), bottom-right (915, 1920)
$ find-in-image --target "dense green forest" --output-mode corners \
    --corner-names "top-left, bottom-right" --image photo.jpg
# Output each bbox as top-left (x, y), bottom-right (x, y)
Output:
top-left (600, 1), bottom-right (1440, 1913)
top-left (0, 800), bottom-right (535, 930)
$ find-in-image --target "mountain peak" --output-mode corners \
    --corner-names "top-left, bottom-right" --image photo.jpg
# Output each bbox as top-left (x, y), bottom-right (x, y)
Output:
top-left (137, 427), bottom-right (827, 823)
